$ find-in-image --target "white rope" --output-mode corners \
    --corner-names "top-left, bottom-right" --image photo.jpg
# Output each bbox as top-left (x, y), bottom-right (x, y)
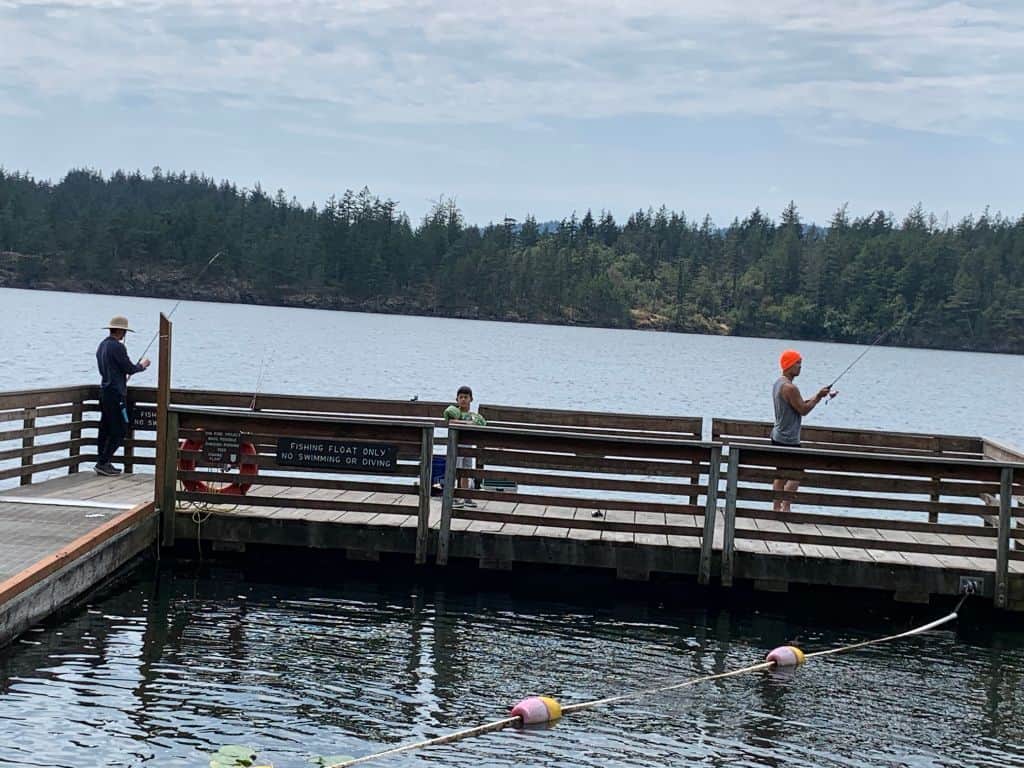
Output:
top-left (327, 606), bottom-right (962, 768)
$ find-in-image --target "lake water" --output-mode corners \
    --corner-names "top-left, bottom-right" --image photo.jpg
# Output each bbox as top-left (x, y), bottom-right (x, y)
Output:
top-left (1, 563), bottom-right (1022, 768)
top-left (1, 287), bottom-right (1023, 448)
top-left (2, 287), bottom-right (1024, 767)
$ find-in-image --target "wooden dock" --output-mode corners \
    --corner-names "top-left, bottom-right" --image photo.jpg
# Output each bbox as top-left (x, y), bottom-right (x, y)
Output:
top-left (0, 474), bottom-right (154, 646)
top-left (1, 315), bottom-right (1022, 649)
top-left (160, 411), bottom-right (1022, 611)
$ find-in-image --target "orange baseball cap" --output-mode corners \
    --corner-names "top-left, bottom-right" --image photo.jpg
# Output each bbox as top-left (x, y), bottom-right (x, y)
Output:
top-left (779, 349), bottom-right (802, 372)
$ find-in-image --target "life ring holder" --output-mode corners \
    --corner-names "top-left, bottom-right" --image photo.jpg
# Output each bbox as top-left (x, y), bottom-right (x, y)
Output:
top-left (178, 432), bottom-right (259, 496)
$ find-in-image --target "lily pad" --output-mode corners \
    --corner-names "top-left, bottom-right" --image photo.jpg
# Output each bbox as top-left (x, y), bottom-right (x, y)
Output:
top-left (309, 756), bottom-right (354, 767)
top-left (210, 744), bottom-right (258, 768)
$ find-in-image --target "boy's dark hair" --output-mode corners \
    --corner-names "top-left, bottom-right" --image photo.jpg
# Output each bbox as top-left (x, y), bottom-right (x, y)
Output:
top-left (457, 385), bottom-right (473, 398)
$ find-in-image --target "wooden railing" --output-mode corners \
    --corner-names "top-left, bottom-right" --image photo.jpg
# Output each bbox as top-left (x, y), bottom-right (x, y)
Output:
top-left (437, 423), bottom-right (722, 582)
top-left (712, 418), bottom-right (991, 524)
top-left (720, 444), bottom-right (1023, 608)
top-left (477, 406), bottom-right (705, 504)
top-left (712, 418), bottom-right (986, 458)
top-left (161, 406), bottom-right (435, 560)
top-left (0, 385), bottom-right (98, 485)
top-left (480, 404), bottom-right (703, 438)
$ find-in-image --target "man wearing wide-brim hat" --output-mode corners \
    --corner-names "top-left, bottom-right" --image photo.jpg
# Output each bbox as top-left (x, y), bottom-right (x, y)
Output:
top-left (95, 316), bottom-right (151, 476)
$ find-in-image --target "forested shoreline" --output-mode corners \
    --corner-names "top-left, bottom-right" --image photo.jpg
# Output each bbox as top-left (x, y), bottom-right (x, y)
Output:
top-left (1, 167), bottom-right (1022, 353)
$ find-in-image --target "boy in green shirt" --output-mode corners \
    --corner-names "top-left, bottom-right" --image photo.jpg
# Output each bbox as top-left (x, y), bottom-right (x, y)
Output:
top-left (442, 385), bottom-right (486, 506)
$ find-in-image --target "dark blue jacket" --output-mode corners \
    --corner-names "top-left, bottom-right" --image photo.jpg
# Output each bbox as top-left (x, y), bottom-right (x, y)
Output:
top-left (97, 336), bottom-right (145, 397)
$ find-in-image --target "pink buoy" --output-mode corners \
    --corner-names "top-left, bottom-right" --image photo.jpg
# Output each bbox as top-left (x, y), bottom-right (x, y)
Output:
top-left (766, 645), bottom-right (806, 667)
top-left (510, 696), bottom-right (562, 724)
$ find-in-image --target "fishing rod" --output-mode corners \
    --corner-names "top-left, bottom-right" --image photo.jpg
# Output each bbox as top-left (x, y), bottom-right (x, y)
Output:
top-left (250, 354), bottom-right (273, 411)
top-left (824, 313), bottom-right (912, 402)
top-left (135, 250), bottom-right (223, 363)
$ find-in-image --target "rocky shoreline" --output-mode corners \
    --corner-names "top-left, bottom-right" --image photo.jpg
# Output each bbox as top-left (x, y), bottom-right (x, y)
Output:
top-left (0, 253), bottom-right (698, 332)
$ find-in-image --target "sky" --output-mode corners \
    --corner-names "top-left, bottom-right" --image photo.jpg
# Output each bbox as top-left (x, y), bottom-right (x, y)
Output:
top-left (1, 0), bottom-right (1023, 227)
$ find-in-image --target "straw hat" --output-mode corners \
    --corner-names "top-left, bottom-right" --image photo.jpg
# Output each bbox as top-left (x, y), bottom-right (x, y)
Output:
top-left (105, 316), bottom-right (134, 332)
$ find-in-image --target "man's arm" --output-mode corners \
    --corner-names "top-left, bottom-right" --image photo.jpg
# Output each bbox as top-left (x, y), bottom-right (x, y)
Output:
top-left (781, 381), bottom-right (832, 416)
top-left (113, 342), bottom-right (149, 376)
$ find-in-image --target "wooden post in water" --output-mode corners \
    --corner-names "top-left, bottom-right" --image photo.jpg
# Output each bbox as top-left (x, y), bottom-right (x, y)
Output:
top-left (154, 314), bottom-right (174, 546)
top-left (437, 427), bottom-right (459, 566)
top-left (698, 445), bottom-right (721, 585)
top-left (415, 425), bottom-right (434, 564)
top-left (20, 406), bottom-right (36, 486)
top-left (159, 411), bottom-right (179, 548)
top-left (721, 448), bottom-right (740, 587)
top-left (995, 466), bottom-right (1013, 609)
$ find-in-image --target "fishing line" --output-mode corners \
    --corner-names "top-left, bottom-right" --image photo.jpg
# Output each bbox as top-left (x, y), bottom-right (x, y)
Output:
top-left (326, 598), bottom-right (966, 768)
top-left (135, 250), bottom-right (223, 363)
top-left (250, 353), bottom-right (273, 411)
top-left (824, 313), bottom-right (913, 403)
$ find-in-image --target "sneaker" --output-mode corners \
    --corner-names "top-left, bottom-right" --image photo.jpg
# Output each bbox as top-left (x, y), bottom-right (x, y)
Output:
top-left (463, 498), bottom-right (478, 508)
top-left (94, 463), bottom-right (119, 476)
top-left (452, 498), bottom-right (466, 507)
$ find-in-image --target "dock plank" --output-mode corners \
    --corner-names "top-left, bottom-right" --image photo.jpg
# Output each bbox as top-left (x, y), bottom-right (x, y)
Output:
top-left (600, 509), bottom-right (636, 544)
top-left (532, 504), bottom-right (571, 539)
top-left (635, 511), bottom-right (668, 547)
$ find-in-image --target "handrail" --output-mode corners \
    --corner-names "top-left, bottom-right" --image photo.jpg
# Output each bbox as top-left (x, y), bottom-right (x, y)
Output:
top-left (732, 442), bottom-right (1024, 471)
top-left (168, 404), bottom-right (435, 430)
top-left (449, 422), bottom-right (720, 449)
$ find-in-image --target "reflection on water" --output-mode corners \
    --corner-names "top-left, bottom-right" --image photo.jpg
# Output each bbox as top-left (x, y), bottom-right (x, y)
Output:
top-left (1, 562), bottom-right (1022, 767)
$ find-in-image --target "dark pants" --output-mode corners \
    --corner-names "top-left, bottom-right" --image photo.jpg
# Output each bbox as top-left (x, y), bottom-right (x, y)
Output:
top-left (97, 388), bottom-right (128, 465)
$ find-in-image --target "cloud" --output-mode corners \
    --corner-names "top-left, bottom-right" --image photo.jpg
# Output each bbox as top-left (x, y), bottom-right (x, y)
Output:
top-left (1, 1), bottom-right (1022, 140)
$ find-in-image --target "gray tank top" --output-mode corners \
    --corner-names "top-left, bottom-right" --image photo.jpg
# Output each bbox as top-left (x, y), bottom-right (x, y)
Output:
top-left (771, 376), bottom-right (801, 445)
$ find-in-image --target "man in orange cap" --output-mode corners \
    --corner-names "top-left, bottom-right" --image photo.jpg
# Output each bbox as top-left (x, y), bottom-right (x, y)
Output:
top-left (771, 349), bottom-right (835, 511)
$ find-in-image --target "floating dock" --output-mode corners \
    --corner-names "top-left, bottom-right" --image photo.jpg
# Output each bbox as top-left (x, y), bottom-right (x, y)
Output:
top-left (2, 316), bottom-right (1022, 646)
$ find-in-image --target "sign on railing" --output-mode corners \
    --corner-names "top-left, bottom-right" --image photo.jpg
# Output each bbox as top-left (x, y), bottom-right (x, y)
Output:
top-left (275, 438), bottom-right (398, 472)
top-left (131, 406), bottom-right (157, 431)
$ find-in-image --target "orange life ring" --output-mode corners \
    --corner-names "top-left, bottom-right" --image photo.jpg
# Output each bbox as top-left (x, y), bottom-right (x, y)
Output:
top-left (178, 436), bottom-right (258, 496)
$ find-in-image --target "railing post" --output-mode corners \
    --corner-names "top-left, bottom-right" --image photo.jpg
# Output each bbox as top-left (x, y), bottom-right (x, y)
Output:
top-left (437, 426), bottom-right (459, 565)
top-left (415, 425), bottom-right (434, 564)
top-left (20, 406), bottom-right (36, 486)
top-left (721, 448), bottom-right (740, 587)
top-left (69, 399), bottom-right (83, 474)
top-left (928, 437), bottom-right (941, 524)
top-left (996, 466), bottom-right (1013, 610)
top-left (688, 462), bottom-right (700, 508)
top-left (124, 424), bottom-right (135, 474)
top-left (159, 411), bottom-right (179, 548)
top-left (154, 313), bottom-right (172, 508)
top-left (698, 445), bottom-right (721, 585)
